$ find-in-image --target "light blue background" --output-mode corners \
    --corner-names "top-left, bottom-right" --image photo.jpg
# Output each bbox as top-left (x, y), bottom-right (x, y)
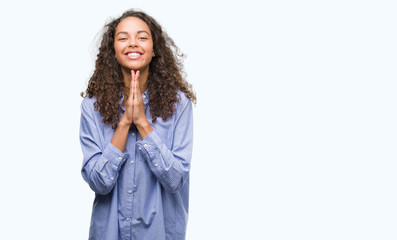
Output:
top-left (0, 0), bottom-right (396, 239)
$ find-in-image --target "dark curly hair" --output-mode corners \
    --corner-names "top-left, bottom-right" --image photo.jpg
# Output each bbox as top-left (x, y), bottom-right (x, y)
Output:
top-left (82, 9), bottom-right (196, 129)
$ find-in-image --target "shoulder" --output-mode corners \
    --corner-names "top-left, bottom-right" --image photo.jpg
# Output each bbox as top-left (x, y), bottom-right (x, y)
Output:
top-left (176, 90), bottom-right (191, 107)
top-left (81, 96), bottom-right (97, 107)
top-left (80, 96), bottom-right (98, 116)
top-left (175, 90), bottom-right (192, 111)
top-left (174, 90), bottom-right (193, 120)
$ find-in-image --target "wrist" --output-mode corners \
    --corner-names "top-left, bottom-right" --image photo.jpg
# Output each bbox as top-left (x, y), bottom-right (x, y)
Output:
top-left (135, 119), bottom-right (150, 129)
top-left (136, 120), bottom-right (153, 139)
top-left (119, 117), bottom-right (132, 128)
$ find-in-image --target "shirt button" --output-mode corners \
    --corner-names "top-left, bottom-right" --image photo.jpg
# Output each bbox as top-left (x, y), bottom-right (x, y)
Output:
top-left (131, 132), bottom-right (135, 136)
top-left (118, 157), bottom-right (122, 160)
top-left (138, 146), bottom-right (142, 150)
top-left (126, 218), bottom-right (130, 222)
top-left (143, 95), bottom-right (146, 99)
top-left (144, 144), bottom-right (147, 147)
top-left (110, 177), bottom-right (114, 181)
top-left (128, 190), bottom-right (132, 194)
top-left (154, 163), bottom-right (159, 167)
top-left (130, 160), bottom-right (134, 164)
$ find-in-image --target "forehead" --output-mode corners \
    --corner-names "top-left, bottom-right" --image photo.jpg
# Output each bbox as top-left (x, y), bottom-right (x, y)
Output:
top-left (115, 16), bottom-right (151, 34)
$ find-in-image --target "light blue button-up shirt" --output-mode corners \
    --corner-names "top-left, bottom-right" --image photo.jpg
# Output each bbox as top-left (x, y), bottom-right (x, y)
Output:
top-left (80, 90), bottom-right (193, 240)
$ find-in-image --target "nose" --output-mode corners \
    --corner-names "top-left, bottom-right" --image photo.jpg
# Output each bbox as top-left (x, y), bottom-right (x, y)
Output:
top-left (129, 38), bottom-right (138, 47)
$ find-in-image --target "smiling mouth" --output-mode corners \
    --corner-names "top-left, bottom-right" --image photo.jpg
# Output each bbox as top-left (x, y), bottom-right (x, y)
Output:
top-left (126, 52), bottom-right (142, 59)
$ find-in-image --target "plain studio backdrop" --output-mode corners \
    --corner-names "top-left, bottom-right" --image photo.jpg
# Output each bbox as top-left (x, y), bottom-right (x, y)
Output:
top-left (0, 0), bottom-right (396, 239)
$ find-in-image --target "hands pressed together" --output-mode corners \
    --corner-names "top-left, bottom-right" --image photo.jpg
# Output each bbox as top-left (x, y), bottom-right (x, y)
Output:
top-left (120, 70), bottom-right (153, 139)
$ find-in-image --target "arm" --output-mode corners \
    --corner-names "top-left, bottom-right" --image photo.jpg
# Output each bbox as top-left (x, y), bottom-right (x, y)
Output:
top-left (137, 99), bottom-right (194, 193)
top-left (79, 70), bottom-right (143, 195)
top-left (79, 99), bottom-right (129, 195)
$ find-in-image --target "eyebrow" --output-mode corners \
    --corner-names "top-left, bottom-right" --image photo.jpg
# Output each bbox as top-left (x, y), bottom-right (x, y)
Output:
top-left (116, 30), bottom-right (151, 36)
top-left (137, 30), bottom-right (150, 35)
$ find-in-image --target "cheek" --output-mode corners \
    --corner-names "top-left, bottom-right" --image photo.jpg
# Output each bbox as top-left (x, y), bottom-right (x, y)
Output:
top-left (114, 45), bottom-right (121, 55)
top-left (114, 45), bottom-right (124, 62)
top-left (144, 41), bottom-right (154, 52)
top-left (114, 41), bottom-right (126, 53)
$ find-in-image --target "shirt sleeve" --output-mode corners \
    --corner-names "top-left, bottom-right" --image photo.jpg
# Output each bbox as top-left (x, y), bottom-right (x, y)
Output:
top-left (137, 99), bottom-right (193, 193)
top-left (79, 99), bottom-right (129, 195)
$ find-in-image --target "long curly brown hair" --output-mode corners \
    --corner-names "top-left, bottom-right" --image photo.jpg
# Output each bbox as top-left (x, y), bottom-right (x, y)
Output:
top-left (82, 9), bottom-right (196, 129)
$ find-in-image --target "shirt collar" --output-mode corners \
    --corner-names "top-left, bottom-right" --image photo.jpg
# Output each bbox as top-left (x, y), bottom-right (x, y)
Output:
top-left (142, 90), bottom-right (149, 104)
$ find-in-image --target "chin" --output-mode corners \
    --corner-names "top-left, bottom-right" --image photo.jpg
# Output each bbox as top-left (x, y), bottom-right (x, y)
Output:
top-left (122, 64), bottom-right (140, 71)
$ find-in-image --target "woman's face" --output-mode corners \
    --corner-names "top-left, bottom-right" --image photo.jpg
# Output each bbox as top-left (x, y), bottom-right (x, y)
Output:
top-left (114, 16), bottom-right (154, 75)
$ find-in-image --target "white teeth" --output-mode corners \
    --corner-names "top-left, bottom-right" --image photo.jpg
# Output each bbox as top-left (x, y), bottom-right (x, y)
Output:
top-left (128, 53), bottom-right (140, 57)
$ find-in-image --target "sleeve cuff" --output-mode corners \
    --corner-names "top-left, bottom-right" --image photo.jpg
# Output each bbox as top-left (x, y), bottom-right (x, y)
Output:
top-left (100, 143), bottom-right (129, 171)
top-left (139, 130), bottom-right (162, 150)
top-left (137, 130), bottom-right (175, 167)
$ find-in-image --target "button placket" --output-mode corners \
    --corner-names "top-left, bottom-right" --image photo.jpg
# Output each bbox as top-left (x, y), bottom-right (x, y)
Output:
top-left (121, 131), bottom-right (135, 222)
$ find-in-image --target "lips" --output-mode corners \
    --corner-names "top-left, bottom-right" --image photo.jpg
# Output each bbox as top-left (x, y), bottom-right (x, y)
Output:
top-left (125, 51), bottom-right (142, 60)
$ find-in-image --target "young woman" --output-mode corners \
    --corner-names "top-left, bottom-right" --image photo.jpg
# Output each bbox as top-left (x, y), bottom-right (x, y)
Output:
top-left (80, 9), bottom-right (196, 240)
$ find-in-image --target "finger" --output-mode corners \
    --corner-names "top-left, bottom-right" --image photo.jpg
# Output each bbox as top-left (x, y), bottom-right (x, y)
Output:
top-left (135, 71), bottom-right (141, 96)
top-left (129, 70), bottom-right (135, 98)
top-left (133, 73), bottom-right (138, 101)
top-left (135, 70), bottom-right (140, 82)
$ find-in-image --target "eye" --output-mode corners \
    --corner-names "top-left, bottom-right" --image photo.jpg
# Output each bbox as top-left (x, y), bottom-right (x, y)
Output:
top-left (118, 38), bottom-right (128, 41)
top-left (138, 37), bottom-right (148, 40)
